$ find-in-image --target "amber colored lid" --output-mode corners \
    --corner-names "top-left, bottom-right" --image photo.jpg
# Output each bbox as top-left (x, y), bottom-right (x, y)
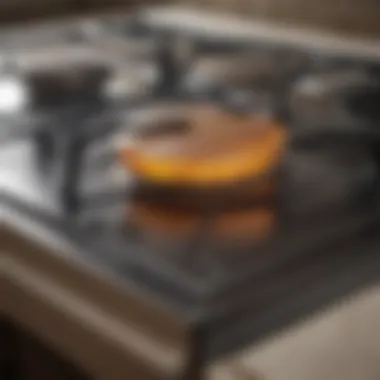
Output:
top-left (119, 104), bottom-right (286, 186)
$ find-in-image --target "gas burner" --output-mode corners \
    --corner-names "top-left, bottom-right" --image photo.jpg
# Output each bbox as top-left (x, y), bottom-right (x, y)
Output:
top-left (44, 99), bottom-right (285, 217)
top-left (290, 68), bottom-right (380, 133)
top-left (116, 103), bottom-right (285, 205)
top-left (0, 47), bottom-right (111, 108)
top-left (0, 38), bottom-right (160, 107)
top-left (0, 45), bottom-right (159, 142)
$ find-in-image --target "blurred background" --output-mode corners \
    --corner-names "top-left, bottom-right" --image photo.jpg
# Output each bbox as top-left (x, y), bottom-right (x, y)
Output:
top-left (1, 0), bottom-right (380, 38)
top-left (1, 1), bottom-right (379, 380)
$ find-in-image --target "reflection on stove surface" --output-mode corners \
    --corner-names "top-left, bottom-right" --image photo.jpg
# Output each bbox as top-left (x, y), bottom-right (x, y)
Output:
top-left (127, 202), bottom-right (275, 244)
top-left (0, 141), bottom-right (58, 213)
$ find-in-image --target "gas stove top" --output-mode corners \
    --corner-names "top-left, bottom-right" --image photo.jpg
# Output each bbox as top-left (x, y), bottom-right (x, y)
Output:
top-left (1, 10), bottom-right (380, 366)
